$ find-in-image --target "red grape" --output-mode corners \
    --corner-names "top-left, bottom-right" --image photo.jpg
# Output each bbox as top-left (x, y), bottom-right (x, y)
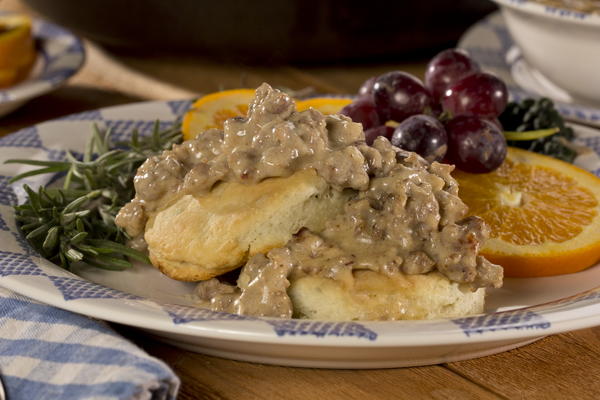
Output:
top-left (486, 117), bottom-right (503, 131)
top-left (358, 77), bottom-right (377, 99)
top-left (445, 115), bottom-right (507, 173)
top-left (430, 102), bottom-right (443, 119)
top-left (391, 114), bottom-right (447, 162)
top-left (441, 72), bottom-right (508, 119)
top-left (365, 125), bottom-right (394, 145)
top-left (373, 71), bottom-right (432, 122)
top-left (425, 48), bottom-right (480, 102)
top-left (340, 97), bottom-right (380, 131)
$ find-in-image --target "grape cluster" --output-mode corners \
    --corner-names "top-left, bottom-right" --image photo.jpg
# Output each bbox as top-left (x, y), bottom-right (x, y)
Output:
top-left (500, 98), bottom-right (576, 163)
top-left (341, 49), bottom-right (509, 173)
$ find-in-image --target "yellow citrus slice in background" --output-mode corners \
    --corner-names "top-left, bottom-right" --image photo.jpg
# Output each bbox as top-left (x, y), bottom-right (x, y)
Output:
top-left (182, 89), bottom-right (255, 140)
top-left (296, 97), bottom-right (352, 114)
top-left (0, 14), bottom-right (33, 66)
top-left (0, 14), bottom-right (36, 88)
top-left (454, 147), bottom-right (600, 277)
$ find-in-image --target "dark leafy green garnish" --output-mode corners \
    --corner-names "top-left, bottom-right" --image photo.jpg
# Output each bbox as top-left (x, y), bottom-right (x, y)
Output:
top-left (499, 97), bottom-right (577, 163)
top-left (6, 122), bottom-right (182, 270)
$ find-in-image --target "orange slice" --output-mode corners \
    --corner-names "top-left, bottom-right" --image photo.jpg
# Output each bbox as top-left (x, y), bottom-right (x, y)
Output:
top-left (454, 147), bottom-right (600, 277)
top-left (182, 91), bottom-right (354, 141)
top-left (296, 97), bottom-right (352, 114)
top-left (0, 14), bottom-right (33, 67)
top-left (0, 67), bottom-right (18, 87)
top-left (182, 89), bottom-right (255, 141)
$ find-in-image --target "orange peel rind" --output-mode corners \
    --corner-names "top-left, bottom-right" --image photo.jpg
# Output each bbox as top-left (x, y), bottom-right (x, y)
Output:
top-left (295, 97), bottom-right (352, 114)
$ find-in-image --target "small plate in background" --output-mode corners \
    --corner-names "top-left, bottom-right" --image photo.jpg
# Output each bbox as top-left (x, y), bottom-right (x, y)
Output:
top-left (0, 14), bottom-right (85, 117)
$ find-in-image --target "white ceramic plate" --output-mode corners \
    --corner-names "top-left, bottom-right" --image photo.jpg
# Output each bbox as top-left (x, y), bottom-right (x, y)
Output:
top-left (459, 11), bottom-right (600, 127)
top-left (0, 101), bottom-right (599, 369)
top-left (0, 13), bottom-right (85, 117)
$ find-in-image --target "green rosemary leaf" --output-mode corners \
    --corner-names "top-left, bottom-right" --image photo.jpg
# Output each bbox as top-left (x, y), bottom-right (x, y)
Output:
top-left (70, 231), bottom-right (88, 244)
top-left (105, 155), bottom-right (147, 173)
top-left (61, 190), bottom-right (101, 214)
top-left (59, 252), bottom-right (68, 269)
top-left (39, 188), bottom-right (58, 207)
top-left (65, 151), bottom-right (81, 165)
top-left (86, 125), bottom-right (102, 161)
top-left (151, 120), bottom-right (161, 151)
top-left (65, 248), bottom-right (84, 262)
top-left (93, 149), bottom-right (123, 164)
top-left (131, 129), bottom-right (140, 148)
top-left (82, 169), bottom-right (95, 191)
top-left (25, 185), bottom-right (42, 213)
top-left (61, 210), bottom-right (91, 225)
top-left (75, 244), bottom-right (101, 256)
top-left (4, 159), bottom-right (71, 167)
top-left (63, 167), bottom-right (74, 189)
top-left (87, 239), bottom-right (150, 263)
top-left (42, 226), bottom-right (60, 253)
top-left (85, 255), bottom-right (132, 271)
top-left (47, 187), bottom-right (89, 199)
top-left (14, 211), bottom-right (40, 221)
top-left (9, 165), bottom-right (70, 183)
top-left (25, 222), bottom-right (53, 240)
top-left (15, 214), bottom-right (42, 224)
top-left (20, 220), bottom-right (44, 230)
top-left (8, 121), bottom-right (183, 272)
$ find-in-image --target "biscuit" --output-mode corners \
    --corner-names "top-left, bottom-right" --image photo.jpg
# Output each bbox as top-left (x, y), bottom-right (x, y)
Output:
top-left (288, 270), bottom-right (485, 320)
top-left (144, 169), bottom-right (352, 281)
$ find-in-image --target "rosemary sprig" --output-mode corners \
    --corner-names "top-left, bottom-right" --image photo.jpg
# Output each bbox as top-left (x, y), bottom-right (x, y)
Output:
top-left (6, 121), bottom-right (182, 270)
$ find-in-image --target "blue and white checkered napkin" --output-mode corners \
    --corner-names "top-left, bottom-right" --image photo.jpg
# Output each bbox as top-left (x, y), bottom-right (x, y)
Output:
top-left (0, 286), bottom-right (179, 400)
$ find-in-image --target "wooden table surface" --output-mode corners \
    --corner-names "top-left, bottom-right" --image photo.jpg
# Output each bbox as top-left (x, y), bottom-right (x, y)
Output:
top-left (3, 1), bottom-right (600, 399)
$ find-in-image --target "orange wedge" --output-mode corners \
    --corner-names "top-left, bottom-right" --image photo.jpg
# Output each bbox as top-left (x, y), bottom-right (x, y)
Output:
top-left (0, 14), bottom-right (36, 88)
top-left (454, 147), bottom-right (600, 277)
top-left (296, 97), bottom-right (352, 114)
top-left (182, 89), bottom-right (255, 140)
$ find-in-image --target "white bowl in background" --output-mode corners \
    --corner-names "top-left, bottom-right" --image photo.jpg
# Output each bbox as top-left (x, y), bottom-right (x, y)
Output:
top-left (492, 0), bottom-right (600, 105)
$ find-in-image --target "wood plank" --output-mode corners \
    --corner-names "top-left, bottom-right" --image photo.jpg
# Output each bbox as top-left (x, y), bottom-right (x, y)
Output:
top-left (0, 86), bottom-right (142, 136)
top-left (78, 51), bottom-right (348, 99)
top-left (444, 327), bottom-right (600, 399)
top-left (300, 62), bottom-right (429, 94)
top-left (123, 331), bottom-right (502, 400)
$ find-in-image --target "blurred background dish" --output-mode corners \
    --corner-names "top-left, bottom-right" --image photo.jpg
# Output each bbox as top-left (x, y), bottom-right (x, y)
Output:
top-left (459, 11), bottom-right (600, 127)
top-left (21, 0), bottom-right (496, 63)
top-left (0, 13), bottom-right (84, 117)
top-left (492, 0), bottom-right (600, 106)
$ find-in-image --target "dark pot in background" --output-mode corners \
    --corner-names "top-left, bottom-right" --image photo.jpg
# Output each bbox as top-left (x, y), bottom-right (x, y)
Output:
top-left (23, 0), bottom-right (497, 63)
